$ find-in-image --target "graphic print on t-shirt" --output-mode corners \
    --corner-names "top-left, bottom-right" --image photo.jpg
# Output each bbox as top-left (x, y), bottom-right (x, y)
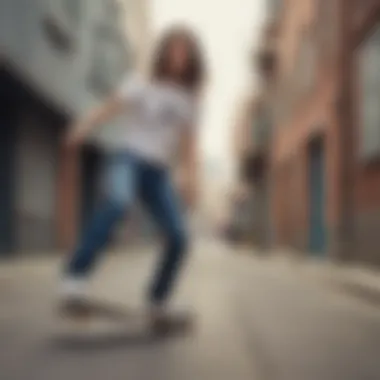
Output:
top-left (142, 91), bottom-right (183, 130)
top-left (160, 104), bottom-right (181, 128)
top-left (116, 74), bottom-right (197, 166)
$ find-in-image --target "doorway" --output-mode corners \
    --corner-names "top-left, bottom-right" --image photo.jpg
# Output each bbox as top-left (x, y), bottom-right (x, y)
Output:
top-left (0, 101), bottom-right (17, 255)
top-left (308, 136), bottom-right (327, 256)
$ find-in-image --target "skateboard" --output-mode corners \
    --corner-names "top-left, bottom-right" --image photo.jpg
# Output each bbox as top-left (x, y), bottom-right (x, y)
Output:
top-left (54, 298), bottom-right (194, 342)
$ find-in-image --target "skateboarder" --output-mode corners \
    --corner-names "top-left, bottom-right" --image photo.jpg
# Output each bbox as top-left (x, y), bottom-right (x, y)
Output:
top-left (58, 26), bottom-right (206, 329)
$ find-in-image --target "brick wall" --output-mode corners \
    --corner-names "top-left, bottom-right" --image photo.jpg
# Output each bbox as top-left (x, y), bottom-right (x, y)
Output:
top-left (271, 0), bottom-right (331, 252)
top-left (351, 1), bottom-right (380, 265)
top-left (271, 0), bottom-right (380, 265)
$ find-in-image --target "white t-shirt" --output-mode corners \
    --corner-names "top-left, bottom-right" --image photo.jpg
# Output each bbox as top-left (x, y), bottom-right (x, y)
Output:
top-left (111, 74), bottom-right (198, 167)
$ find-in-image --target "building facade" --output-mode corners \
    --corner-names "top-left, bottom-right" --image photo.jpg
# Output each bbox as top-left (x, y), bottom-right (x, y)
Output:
top-left (270, 0), bottom-right (335, 255)
top-left (0, 0), bottom-right (150, 254)
top-left (344, 0), bottom-right (380, 264)
top-left (234, 0), bottom-right (279, 249)
top-left (265, 0), bottom-right (380, 265)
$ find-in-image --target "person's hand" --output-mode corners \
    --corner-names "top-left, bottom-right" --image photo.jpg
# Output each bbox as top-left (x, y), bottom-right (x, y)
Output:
top-left (63, 124), bottom-right (86, 150)
top-left (61, 95), bottom-right (122, 150)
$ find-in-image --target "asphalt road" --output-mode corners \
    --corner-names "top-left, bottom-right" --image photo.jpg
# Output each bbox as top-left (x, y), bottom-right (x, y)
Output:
top-left (1, 241), bottom-right (380, 380)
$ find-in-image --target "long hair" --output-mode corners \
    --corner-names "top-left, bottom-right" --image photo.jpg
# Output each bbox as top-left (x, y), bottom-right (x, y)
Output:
top-left (151, 26), bottom-right (206, 94)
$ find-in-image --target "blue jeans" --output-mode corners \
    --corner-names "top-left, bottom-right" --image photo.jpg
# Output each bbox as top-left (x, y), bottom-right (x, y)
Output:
top-left (65, 152), bottom-right (188, 305)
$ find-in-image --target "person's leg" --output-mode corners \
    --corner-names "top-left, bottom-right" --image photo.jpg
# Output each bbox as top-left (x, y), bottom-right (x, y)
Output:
top-left (63, 153), bottom-right (137, 284)
top-left (139, 165), bottom-right (188, 307)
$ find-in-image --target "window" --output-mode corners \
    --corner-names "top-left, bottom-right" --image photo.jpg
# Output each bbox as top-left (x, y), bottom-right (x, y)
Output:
top-left (43, 0), bottom-right (83, 50)
top-left (359, 23), bottom-right (380, 161)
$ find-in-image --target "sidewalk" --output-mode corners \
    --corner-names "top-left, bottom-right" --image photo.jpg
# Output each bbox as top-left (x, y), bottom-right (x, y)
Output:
top-left (2, 242), bottom-right (380, 308)
top-left (262, 248), bottom-right (380, 307)
top-left (298, 259), bottom-right (380, 306)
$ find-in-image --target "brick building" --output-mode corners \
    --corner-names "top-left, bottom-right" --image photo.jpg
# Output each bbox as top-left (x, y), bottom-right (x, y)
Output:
top-left (265, 0), bottom-right (380, 265)
top-left (269, 0), bottom-right (336, 255)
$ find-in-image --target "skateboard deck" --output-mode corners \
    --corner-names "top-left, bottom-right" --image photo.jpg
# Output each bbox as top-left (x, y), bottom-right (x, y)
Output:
top-left (58, 298), bottom-right (144, 321)
top-left (54, 298), bottom-right (194, 343)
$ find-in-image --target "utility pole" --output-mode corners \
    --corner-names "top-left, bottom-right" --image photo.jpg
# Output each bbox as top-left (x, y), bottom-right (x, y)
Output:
top-left (336, 0), bottom-right (355, 261)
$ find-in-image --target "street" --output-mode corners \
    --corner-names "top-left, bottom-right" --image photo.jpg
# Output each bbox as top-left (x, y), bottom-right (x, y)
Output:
top-left (1, 241), bottom-right (380, 380)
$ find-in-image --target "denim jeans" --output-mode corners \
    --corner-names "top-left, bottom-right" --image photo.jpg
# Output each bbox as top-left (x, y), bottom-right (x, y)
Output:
top-left (65, 152), bottom-right (188, 305)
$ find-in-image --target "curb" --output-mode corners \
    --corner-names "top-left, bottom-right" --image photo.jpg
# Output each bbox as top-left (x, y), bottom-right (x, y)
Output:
top-left (328, 271), bottom-right (380, 307)
top-left (294, 260), bottom-right (380, 308)
top-left (249, 250), bottom-right (380, 308)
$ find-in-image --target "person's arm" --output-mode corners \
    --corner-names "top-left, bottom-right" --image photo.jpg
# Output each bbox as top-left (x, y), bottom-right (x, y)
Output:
top-left (66, 74), bottom-right (142, 147)
top-left (65, 95), bottom-right (125, 146)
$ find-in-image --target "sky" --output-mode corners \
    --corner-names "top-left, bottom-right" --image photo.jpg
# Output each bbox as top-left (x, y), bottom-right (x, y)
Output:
top-left (151, 0), bottom-right (265, 215)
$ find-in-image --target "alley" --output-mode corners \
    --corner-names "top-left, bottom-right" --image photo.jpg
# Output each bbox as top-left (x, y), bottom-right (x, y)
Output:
top-left (1, 242), bottom-right (380, 380)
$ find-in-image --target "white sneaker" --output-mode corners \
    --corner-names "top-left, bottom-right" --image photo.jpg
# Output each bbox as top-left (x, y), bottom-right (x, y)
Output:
top-left (60, 277), bottom-right (88, 300)
top-left (58, 277), bottom-right (91, 319)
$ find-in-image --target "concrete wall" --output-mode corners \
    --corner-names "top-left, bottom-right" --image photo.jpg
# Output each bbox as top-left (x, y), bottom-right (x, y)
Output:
top-left (0, 0), bottom-right (137, 153)
top-left (0, 0), bottom-right (128, 116)
top-left (14, 106), bottom-right (61, 251)
top-left (0, 0), bottom-right (158, 252)
top-left (1, 0), bottom-right (91, 115)
top-left (0, 0), bottom-right (151, 251)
